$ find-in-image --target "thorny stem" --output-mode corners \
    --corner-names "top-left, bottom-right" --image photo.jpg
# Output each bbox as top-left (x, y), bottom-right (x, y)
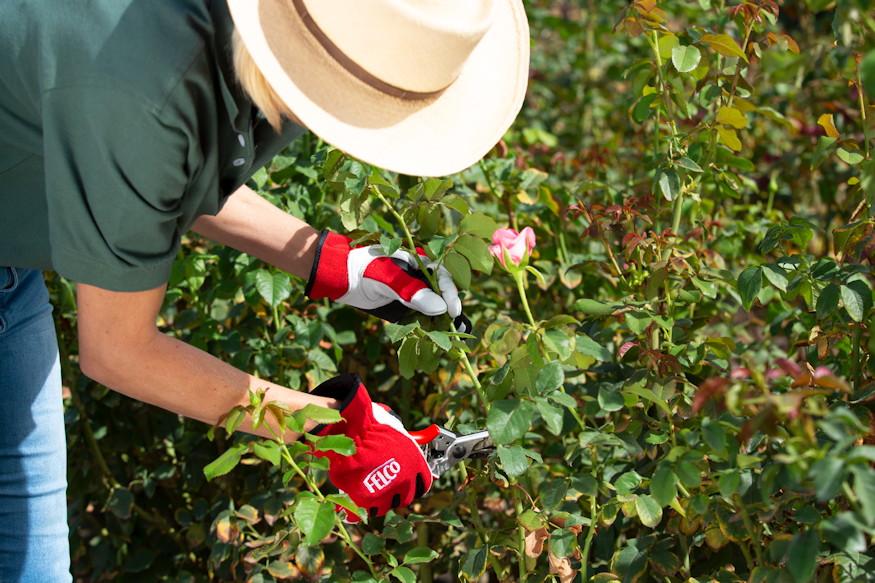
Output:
top-left (372, 185), bottom-right (489, 406)
top-left (856, 58), bottom-right (871, 160)
top-left (733, 494), bottom-right (764, 566)
top-left (459, 466), bottom-right (507, 578)
top-left (726, 21), bottom-right (754, 109)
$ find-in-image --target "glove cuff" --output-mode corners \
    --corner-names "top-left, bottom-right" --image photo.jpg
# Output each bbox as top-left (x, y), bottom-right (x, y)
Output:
top-left (309, 373), bottom-right (370, 437)
top-left (305, 230), bottom-right (352, 301)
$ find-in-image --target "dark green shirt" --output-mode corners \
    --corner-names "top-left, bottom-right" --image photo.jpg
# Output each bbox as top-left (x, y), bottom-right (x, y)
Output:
top-left (0, 0), bottom-right (305, 291)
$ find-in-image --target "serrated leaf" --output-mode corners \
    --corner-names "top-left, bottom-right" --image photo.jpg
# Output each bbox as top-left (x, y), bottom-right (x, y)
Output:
top-left (657, 168), bottom-right (681, 201)
top-left (298, 404), bottom-right (343, 424)
top-left (576, 334), bottom-right (612, 362)
top-left (255, 270), bottom-right (292, 308)
top-left (717, 106), bottom-right (748, 129)
top-left (294, 498), bottom-right (336, 546)
top-left (535, 361), bottom-right (564, 394)
top-left (816, 282), bottom-right (840, 320)
top-left (497, 444), bottom-right (530, 477)
top-left (841, 283), bottom-right (867, 322)
top-left (425, 330), bottom-right (453, 351)
top-left (204, 442), bottom-right (248, 480)
top-left (700, 33), bottom-right (747, 61)
top-left (837, 147), bottom-right (865, 165)
top-left (671, 45), bottom-right (701, 73)
top-left (403, 546), bottom-right (439, 565)
top-left (442, 251), bottom-right (472, 290)
top-left (650, 465), bottom-right (677, 506)
top-left (454, 234), bottom-right (493, 273)
top-left (459, 211), bottom-right (498, 239)
top-left (253, 441), bottom-right (282, 465)
top-left (716, 126), bottom-right (742, 151)
top-left (762, 264), bottom-right (788, 292)
top-left (636, 495), bottom-right (663, 528)
top-left (487, 399), bottom-right (536, 443)
top-left (313, 434), bottom-right (356, 456)
top-left (737, 266), bottom-right (762, 310)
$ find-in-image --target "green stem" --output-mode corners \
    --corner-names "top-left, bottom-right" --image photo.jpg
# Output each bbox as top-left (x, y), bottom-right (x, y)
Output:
top-left (857, 58), bottom-right (872, 160)
top-left (372, 185), bottom-right (488, 406)
top-left (579, 494), bottom-right (600, 583)
top-left (734, 495), bottom-right (764, 566)
top-left (514, 272), bottom-right (538, 329)
top-left (726, 22), bottom-right (754, 109)
top-left (460, 467), bottom-right (506, 578)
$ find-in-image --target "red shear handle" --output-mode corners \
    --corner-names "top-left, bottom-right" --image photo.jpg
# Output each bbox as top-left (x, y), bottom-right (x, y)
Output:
top-left (409, 424), bottom-right (441, 445)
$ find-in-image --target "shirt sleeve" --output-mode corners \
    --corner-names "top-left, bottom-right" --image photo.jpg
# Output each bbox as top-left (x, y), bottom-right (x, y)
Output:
top-left (41, 84), bottom-right (192, 292)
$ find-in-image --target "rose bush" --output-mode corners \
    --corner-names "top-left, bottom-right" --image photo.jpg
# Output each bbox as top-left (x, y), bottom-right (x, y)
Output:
top-left (53, 1), bottom-right (875, 582)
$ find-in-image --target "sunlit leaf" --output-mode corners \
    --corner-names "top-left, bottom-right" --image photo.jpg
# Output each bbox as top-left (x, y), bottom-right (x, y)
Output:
top-left (817, 113), bottom-right (840, 138)
top-left (717, 106), bottom-right (748, 129)
top-left (671, 45), bottom-right (701, 73)
top-left (700, 33), bottom-right (747, 61)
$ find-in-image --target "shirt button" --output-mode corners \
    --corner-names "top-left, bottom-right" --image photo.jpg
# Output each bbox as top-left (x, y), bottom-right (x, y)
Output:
top-left (232, 157), bottom-right (246, 167)
top-left (238, 134), bottom-right (246, 147)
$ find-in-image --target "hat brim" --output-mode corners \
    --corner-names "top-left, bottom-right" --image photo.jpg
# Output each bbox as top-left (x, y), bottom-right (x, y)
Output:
top-left (227, 0), bottom-right (529, 177)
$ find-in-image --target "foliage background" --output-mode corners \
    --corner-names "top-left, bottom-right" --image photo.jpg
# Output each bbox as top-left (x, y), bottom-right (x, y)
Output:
top-left (52, 0), bottom-right (875, 581)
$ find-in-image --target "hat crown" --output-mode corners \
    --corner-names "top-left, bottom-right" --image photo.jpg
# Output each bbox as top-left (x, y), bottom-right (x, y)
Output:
top-left (302, 0), bottom-right (496, 94)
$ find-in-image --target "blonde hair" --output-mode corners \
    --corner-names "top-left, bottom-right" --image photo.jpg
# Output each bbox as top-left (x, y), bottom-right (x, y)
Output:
top-left (232, 29), bottom-right (295, 131)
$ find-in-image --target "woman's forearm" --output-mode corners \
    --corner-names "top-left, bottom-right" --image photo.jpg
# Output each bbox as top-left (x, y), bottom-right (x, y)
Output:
top-left (192, 185), bottom-right (320, 280)
top-left (77, 282), bottom-right (337, 440)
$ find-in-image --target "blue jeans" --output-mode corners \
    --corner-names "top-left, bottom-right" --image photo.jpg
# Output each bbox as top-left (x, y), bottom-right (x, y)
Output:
top-left (0, 268), bottom-right (71, 582)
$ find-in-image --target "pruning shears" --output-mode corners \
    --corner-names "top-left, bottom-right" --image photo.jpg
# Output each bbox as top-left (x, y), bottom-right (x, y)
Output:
top-left (409, 424), bottom-right (495, 477)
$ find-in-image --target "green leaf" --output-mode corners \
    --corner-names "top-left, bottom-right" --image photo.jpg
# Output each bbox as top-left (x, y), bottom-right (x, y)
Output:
top-left (487, 399), bottom-right (536, 443)
top-left (391, 566), bottom-right (416, 583)
top-left (380, 235), bottom-right (402, 257)
top-left (615, 471), bottom-right (642, 495)
top-left (671, 45), bottom-right (701, 73)
top-left (635, 495), bottom-right (663, 528)
top-left (535, 361), bottom-right (564, 394)
top-left (716, 126), bottom-right (742, 151)
top-left (841, 283), bottom-right (867, 322)
top-left (459, 547), bottom-right (487, 582)
top-left (576, 334), bottom-right (612, 362)
top-left (294, 498), bottom-right (336, 546)
top-left (459, 211), bottom-right (498, 239)
top-left (816, 282), bottom-right (840, 320)
top-left (787, 529), bottom-right (819, 583)
top-left (253, 441), bottom-right (282, 466)
top-left (676, 156), bottom-right (703, 173)
top-left (717, 106), bottom-right (748, 129)
top-left (313, 434), bottom-right (356, 456)
top-left (425, 330), bottom-right (453, 351)
top-left (852, 466), bottom-right (875, 526)
top-left (298, 404), bottom-right (343, 424)
top-left (549, 528), bottom-right (578, 558)
top-left (497, 445), bottom-right (529, 477)
top-left (544, 328), bottom-right (575, 359)
top-left (762, 264), bottom-right (789, 292)
top-left (204, 442), bottom-right (248, 480)
top-left (403, 546), bottom-right (439, 565)
top-left (536, 398), bottom-right (565, 435)
top-left (650, 465), bottom-right (677, 506)
top-left (398, 336), bottom-right (418, 379)
top-left (700, 33), bottom-right (747, 61)
top-left (675, 461), bottom-right (702, 488)
top-left (255, 270), bottom-right (292, 308)
top-left (362, 533), bottom-right (385, 555)
top-left (443, 251), bottom-right (472, 290)
top-left (657, 168), bottom-right (681, 201)
top-left (108, 486), bottom-right (134, 519)
top-left (598, 387), bottom-right (625, 412)
top-left (224, 406), bottom-right (247, 435)
top-left (737, 266), bottom-right (762, 310)
top-left (454, 234), bottom-right (494, 273)
top-left (632, 93), bottom-right (659, 124)
top-left (812, 455), bottom-right (847, 502)
top-left (837, 147), bottom-right (865, 165)
top-left (861, 49), bottom-right (875, 97)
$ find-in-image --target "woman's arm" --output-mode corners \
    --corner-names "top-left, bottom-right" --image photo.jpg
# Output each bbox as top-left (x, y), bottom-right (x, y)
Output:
top-left (76, 282), bottom-right (337, 438)
top-left (191, 184), bottom-right (319, 280)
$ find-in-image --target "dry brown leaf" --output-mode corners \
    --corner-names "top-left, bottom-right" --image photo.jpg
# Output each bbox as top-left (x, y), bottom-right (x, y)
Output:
top-left (524, 527), bottom-right (549, 558)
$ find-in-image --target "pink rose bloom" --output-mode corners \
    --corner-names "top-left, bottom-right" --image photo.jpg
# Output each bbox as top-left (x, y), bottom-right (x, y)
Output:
top-left (489, 227), bottom-right (536, 268)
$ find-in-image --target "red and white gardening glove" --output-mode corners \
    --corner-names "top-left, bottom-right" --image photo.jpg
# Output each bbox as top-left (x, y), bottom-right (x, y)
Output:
top-left (306, 230), bottom-right (470, 332)
top-left (309, 374), bottom-right (434, 520)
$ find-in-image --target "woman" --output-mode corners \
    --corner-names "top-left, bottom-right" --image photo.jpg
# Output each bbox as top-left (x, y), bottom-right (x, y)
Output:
top-left (0, 0), bottom-right (529, 579)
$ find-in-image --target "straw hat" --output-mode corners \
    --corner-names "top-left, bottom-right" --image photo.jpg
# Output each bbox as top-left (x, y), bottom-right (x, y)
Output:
top-left (226, 0), bottom-right (530, 177)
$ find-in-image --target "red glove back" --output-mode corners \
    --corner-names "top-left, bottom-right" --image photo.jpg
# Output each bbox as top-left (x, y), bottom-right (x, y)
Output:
top-left (310, 374), bottom-right (433, 519)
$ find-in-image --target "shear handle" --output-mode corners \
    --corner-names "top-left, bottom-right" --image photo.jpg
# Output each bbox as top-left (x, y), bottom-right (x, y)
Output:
top-left (410, 424), bottom-right (442, 445)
